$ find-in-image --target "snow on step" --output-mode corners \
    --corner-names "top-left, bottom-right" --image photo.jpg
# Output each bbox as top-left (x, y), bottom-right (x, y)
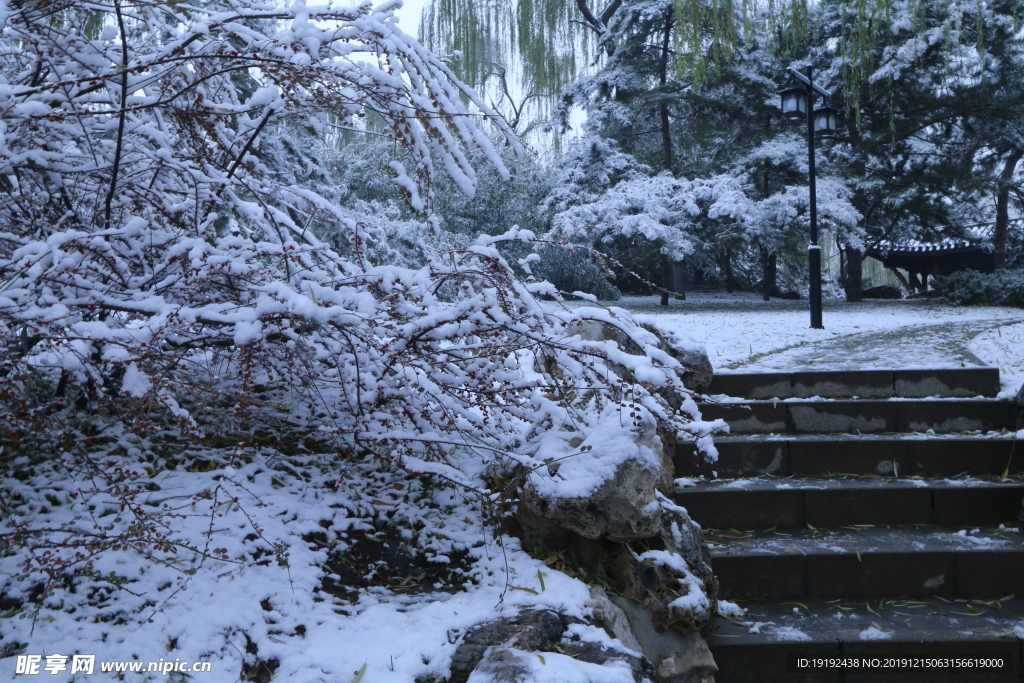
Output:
top-left (676, 434), bottom-right (1023, 478)
top-left (697, 398), bottom-right (1018, 434)
top-left (708, 524), bottom-right (1024, 600)
top-left (675, 476), bottom-right (1024, 528)
top-left (706, 597), bottom-right (1024, 683)
top-left (709, 367), bottom-right (1000, 399)
top-left (691, 367), bottom-right (1024, 681)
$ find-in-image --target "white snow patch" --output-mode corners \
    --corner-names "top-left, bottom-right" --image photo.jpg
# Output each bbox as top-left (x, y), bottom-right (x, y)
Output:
top-left (565, 623), bottom-right (641, 658)
top-left (233, 320), bottom-right (264, 346)
top-left (767, 626), bottom-right (812, 641)
top-left (716, 600), bottom-right (746, 618)
top-left (466, 648), bottom-right (636, 683)
top-left (968, 321), bottom-right (1024, 398)
top-left (859, 626), bottom-right (892, 640)
top-left (120, 363), bottom-right (151, 397)
top-left (748, 621), bottom-right (772, 634)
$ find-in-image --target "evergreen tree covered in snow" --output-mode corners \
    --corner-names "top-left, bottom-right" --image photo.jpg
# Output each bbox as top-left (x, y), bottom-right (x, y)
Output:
top-left (813, 0), bottom-right (1024, 297)
top-left (545, 0), bottom-right (859, 301)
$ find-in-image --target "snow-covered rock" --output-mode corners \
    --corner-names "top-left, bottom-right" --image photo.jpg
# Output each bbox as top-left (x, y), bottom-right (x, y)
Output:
top-left (451, 610), bottom-right (650, 683)
top-left (642, 323), bottom-right (714, 395)
top-left (585, 586), bottom-right (644, 655)
top-left (517, 408), bottom-right (667, 543)
top-left (604, 500), bottom-right (718, 635)
top-left (572, 319), bottom-right (714, 393)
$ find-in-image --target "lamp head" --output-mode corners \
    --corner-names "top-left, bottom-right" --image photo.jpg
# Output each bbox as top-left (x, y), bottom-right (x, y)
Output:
top-left (813, 105), bottom-right (839, 137)
top-left (779, 85), bottom-right (808, 121)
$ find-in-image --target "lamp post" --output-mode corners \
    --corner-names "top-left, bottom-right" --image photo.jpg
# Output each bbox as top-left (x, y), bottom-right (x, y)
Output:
top-left (780, 66), bottom-right (838, 330)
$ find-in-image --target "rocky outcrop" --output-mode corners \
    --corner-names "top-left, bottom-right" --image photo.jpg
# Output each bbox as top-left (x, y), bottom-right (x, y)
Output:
top-left (516, 420), bottom-right (717, 637)
top-left (453, 594), bottom-right (718, 683)
top-left (512, 439), bottom-right (719, 680)
top-left (451, 609), bottom-right (653, 683)
top-left (603, 503), bottom-right (717, 634)
top-left (609, 596), bottom-right (718, 683)
top-left (517, 417), bottom-right (667, 544)
top-left (502, 316), bottom-right (720, 683)
top-left (572, 319), bottom-right (713, 394)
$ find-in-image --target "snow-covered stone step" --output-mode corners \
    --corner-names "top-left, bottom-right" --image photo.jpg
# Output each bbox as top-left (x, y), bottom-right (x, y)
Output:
top-left (674, 476), bottom-right (1024, 529)
top-left (697, 399), bottom-right (1019, 434)
top-left (709, 367), bottom-right (1000, 400)
top-left (705, 525), bottom-right (1024, 600)
top-left (676, 434), bottom-right (1024, 478)
top-left (704, 596), bottom-right (1024, 683)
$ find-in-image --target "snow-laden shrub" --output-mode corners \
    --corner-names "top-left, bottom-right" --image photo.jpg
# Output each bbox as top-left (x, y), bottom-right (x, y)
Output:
top-left (0, 2), bottom-right (716, 666)
top-left (530, 247), bottom-right (622, 301)
top-left (935, 269), bottom-right (1024, 308)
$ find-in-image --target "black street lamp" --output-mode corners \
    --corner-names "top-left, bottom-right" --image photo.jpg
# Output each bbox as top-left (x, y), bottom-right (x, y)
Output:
top-left (780, 66), bottom-right (837, 329)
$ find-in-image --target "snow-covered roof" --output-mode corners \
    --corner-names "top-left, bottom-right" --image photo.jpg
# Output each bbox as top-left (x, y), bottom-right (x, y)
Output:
top-left (870, 220), bottom-right (1020, 255)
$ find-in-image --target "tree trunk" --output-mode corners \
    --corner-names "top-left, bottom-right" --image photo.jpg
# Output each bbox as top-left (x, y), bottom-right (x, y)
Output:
top-left (660, 252), bottom-right (671, 306)
top-left (890, 268), bottom-right (912, 294)
top-left (908, 271), bottom-right (923, 293)
top-left (656, 9), bottom-right (675, 302)
top-left (724, 248), bottom-right (735, 293)
top-left (760, 247), bottom-right (777, 301)
top-left (673, 261), bottom-right (686, 300)
top-left (844, 247), bottom-right (864, 302)
top-left (995, 148), bottom-right (1023, 270)
top-left (845, 110), bottom-right (869, 302)
top-left (837, 235), bottom-right (846, 285)
top-left (658, 10), bottom-right (673, 173)
top-left (659, 104), bottom-right (673, 172)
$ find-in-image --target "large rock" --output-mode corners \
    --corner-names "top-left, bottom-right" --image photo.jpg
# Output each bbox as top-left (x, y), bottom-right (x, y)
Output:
top-left (449, 610), bottom-right (565, 683)
top-left (610, 596), bottom-right (718, 683)
top-left (517, 413), bottom-right (667, 544)
top-left (452, 609), bottom-right (652, 683)
top-left (605, 502), bottom-right (718, 634)
top-left (572, 319), bottom-right (713, 394)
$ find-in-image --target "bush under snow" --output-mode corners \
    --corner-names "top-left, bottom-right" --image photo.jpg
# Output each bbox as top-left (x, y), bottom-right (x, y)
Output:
top-left (0, 1), bottom-right (714, 679)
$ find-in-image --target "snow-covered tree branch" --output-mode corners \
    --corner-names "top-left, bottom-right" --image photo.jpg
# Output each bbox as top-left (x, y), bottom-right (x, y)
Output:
top-left (0, 1), bottom-right (715, 627)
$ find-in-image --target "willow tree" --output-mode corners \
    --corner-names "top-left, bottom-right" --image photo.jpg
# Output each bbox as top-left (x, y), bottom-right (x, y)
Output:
top-left (419, 0), bottom-right (757, 136)
top-left (420, 0), bottom-right (594, 134)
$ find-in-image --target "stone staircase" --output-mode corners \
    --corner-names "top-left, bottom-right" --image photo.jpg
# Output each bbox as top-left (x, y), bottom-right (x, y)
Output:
top-left (676, 368), bottom-right (1024, 682)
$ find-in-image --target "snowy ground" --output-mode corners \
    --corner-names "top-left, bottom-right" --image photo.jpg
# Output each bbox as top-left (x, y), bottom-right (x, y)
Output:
top-left (4, 292), bottom-right (1023, 683)
top-left (594, 293), bottom-right (1024, 395)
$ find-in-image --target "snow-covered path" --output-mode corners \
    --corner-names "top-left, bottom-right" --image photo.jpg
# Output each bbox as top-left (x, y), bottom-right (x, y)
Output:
top-left (725, 319), bottom-right (1009, 371)
top-left (556, 292), bottom-right (1024, 394)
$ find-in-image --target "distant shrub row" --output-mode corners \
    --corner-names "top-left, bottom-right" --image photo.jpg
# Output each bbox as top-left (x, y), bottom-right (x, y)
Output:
top-left (531, 247), bottom-right (622, 301)
top-left (934, 269), bottom-right (1024, 308)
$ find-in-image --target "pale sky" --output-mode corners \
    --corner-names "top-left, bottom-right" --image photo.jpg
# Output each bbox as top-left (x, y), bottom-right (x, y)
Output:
top-left (393, 0), bottom-right (428, 37)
